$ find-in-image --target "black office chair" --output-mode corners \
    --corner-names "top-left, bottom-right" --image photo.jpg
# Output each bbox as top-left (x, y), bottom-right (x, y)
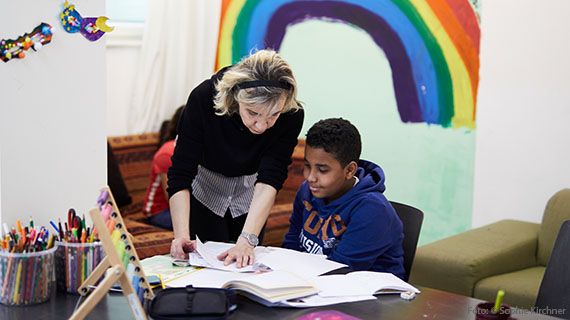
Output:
top-left (534, 220), bottom-right (570, 319)
top-left (390, 201), bottom-right (424, 282)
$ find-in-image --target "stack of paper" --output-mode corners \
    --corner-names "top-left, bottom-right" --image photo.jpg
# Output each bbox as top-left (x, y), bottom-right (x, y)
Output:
top-left (146, 240), bottom-right (420, 308)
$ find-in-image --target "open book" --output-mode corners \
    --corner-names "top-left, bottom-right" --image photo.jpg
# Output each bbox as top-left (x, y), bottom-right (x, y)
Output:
top-left (220, 270), bottom-right (319, 304)
top-left (313, 271), bottom-right (421, 297)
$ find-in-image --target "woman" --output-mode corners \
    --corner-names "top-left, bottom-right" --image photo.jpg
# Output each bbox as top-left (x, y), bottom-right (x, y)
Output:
top-left (168, 50), bottom-right (304, 268)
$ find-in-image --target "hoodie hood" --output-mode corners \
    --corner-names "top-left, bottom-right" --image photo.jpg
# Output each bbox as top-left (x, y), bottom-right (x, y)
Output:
top-left (308, 159), bottom-right (387, 214)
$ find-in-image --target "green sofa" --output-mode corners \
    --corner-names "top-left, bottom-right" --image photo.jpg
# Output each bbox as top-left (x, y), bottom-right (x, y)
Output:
top-left (410, 189), bottom-right (570, 309)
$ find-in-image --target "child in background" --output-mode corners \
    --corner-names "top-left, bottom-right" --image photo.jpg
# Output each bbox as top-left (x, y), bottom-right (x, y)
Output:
top-left (143, 106), bottom-right (184, 230)
top-left (282, 118), bottom-right (405, 279)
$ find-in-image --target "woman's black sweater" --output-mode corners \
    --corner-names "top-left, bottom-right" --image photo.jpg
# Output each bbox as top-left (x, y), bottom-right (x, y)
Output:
top-left (167, 69), bottom-right (304, 198)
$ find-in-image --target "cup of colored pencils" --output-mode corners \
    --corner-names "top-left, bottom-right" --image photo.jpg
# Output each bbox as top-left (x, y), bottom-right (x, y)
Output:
top-left (0, 219), bottom-right (57, 306)
top-left (53, 208), bottom-right (104, 294)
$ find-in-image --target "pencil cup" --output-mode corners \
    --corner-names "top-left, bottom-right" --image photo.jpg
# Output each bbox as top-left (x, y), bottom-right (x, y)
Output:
top-left (0, 247), bottom-right (56, 306)
top-left (474, 302), bottom-right (512, 320)
top-left (55, 241), bottom-right (105, 294)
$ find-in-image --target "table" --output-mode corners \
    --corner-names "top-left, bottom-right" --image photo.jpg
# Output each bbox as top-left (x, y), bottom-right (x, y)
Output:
top-left (0, 286), bottom-right (563, 320)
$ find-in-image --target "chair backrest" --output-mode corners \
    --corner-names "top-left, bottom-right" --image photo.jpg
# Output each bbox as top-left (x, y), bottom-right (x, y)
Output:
top-left (538, 188), bottom-right (570, 265)
top-left (389, 201), bottom-right (424, 282)
top-left (535, 220), bottom-right (570, 319)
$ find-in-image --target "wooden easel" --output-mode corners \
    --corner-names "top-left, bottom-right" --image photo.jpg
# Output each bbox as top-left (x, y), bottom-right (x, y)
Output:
top-left (69, 187), bottom-right (154, 320)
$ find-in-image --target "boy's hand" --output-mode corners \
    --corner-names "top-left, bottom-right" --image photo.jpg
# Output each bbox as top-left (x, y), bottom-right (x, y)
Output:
top-left (217, 237), bottom-right (255, 268)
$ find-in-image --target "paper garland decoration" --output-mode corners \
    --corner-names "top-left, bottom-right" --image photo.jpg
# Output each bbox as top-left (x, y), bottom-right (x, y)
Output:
top-left (60, 1), bottom-right (114, 41)
top-left (1, 23), bottom-right (53, 63)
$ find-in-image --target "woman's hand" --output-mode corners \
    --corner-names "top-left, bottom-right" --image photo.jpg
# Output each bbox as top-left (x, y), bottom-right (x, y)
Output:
top-left (217, 237), bottom-right (255, 268)
top-left (170, 237), bottom-right (195, 259)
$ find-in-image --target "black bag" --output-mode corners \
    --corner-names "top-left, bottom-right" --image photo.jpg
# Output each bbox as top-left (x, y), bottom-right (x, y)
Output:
top-left (148, 286), bottom-right (237, 320)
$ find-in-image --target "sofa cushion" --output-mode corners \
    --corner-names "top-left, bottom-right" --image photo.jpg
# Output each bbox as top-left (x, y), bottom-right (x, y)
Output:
top-left (410, 220), bottom-right (539, 296)
top-left (474, 266), bottom-right (545, 310)
top-left (538, 189), bottom-right (570, 265)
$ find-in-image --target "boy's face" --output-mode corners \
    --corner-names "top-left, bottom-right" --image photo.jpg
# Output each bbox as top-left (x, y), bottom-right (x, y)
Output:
top-left (303, 145), bottom-right (356, 203)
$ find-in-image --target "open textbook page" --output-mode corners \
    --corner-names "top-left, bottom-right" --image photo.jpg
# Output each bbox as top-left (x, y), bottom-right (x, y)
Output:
top-left (190, 238), bottom-right (346, 277)
top-left (313, 271), bottom-right (420, 297)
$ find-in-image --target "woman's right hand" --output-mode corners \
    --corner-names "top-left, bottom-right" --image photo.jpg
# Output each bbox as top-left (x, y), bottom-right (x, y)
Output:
top-left (170, 237), bottom-right (195, 259)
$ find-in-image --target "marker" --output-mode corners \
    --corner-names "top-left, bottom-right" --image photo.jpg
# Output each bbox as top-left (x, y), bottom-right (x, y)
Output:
top-left (16, 220), bottom-right (23, 237)
top-left (492, 289), bottom-right (505, 313)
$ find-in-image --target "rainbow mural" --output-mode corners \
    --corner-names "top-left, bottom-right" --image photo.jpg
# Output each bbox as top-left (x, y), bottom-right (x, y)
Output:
top-left (215, 0), bottom-right (480, 129)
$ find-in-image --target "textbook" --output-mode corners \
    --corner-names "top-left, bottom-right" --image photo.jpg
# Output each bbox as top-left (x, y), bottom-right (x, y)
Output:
top-left (313, 271), bottom-right (421, 297)
top-left (220, 270), bottom-right (319, 304)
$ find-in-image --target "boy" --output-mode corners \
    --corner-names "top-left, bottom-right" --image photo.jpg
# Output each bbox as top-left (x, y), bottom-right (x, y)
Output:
top-left (282, 118), bottom-right (405, 279)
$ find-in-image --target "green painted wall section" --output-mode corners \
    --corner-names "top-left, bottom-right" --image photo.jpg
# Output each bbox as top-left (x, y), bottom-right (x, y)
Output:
top-left (280, 20), bottom-right (475, 244)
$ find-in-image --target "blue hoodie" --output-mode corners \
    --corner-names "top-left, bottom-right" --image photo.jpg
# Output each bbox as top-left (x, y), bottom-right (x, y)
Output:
top-left (282, 160), bottom-right (405, 279)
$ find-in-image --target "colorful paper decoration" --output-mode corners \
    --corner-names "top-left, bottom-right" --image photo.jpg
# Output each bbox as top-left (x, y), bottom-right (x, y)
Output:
top-left (60, 1), bottom-right (114, 41)
top-left (1, 23), bottom-right (53, 63)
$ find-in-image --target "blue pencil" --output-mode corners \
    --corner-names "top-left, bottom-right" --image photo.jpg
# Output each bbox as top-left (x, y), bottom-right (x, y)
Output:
top-left (49, 221), bottom-right (59, 240)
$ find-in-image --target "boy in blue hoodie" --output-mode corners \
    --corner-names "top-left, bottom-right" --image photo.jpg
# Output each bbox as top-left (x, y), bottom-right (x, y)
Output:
top-left (282, 118), bottom-right (405, 279)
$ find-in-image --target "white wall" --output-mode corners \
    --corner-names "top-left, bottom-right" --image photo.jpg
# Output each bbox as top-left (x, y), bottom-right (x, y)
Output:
top-left (473, 0), bottom-right (570, 227)
top-left (106, 23), bottom-right (142, 136)
top-left (0, 1), bottom-right (106, 228)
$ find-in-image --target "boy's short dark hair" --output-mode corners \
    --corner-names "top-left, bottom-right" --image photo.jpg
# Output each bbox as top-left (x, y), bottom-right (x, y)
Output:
top-left (306, 118), bottom-right (361, 167)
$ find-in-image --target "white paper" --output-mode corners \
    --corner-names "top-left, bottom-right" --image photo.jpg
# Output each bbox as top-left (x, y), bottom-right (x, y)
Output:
top-left (260, 247), bottom-right (347, 278)
top-left (313, 271), bottom-right (420, 297)
top-left (190, 239), bottom-right (345, 276)
top-left (190, 238), bottom-right (271, 272)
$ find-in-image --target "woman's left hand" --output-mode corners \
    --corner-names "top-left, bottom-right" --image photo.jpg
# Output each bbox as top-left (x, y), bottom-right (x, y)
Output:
top-left (217, 237), bottom-right (255, 268)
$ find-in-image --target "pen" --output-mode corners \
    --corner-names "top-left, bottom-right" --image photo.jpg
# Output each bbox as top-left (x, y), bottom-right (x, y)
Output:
top-left (49, 220), bottom-right (59, 237)
top-left (58, 219), bottom-right (64, 241)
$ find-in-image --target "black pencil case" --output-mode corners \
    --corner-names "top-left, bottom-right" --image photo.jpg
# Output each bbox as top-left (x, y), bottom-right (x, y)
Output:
top-left (148, 285), bottom-right (237, 320)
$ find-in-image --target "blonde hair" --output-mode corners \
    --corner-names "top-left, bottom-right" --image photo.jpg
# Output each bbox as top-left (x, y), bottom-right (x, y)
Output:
top-left (214, 49), bottom-right (302, 116)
